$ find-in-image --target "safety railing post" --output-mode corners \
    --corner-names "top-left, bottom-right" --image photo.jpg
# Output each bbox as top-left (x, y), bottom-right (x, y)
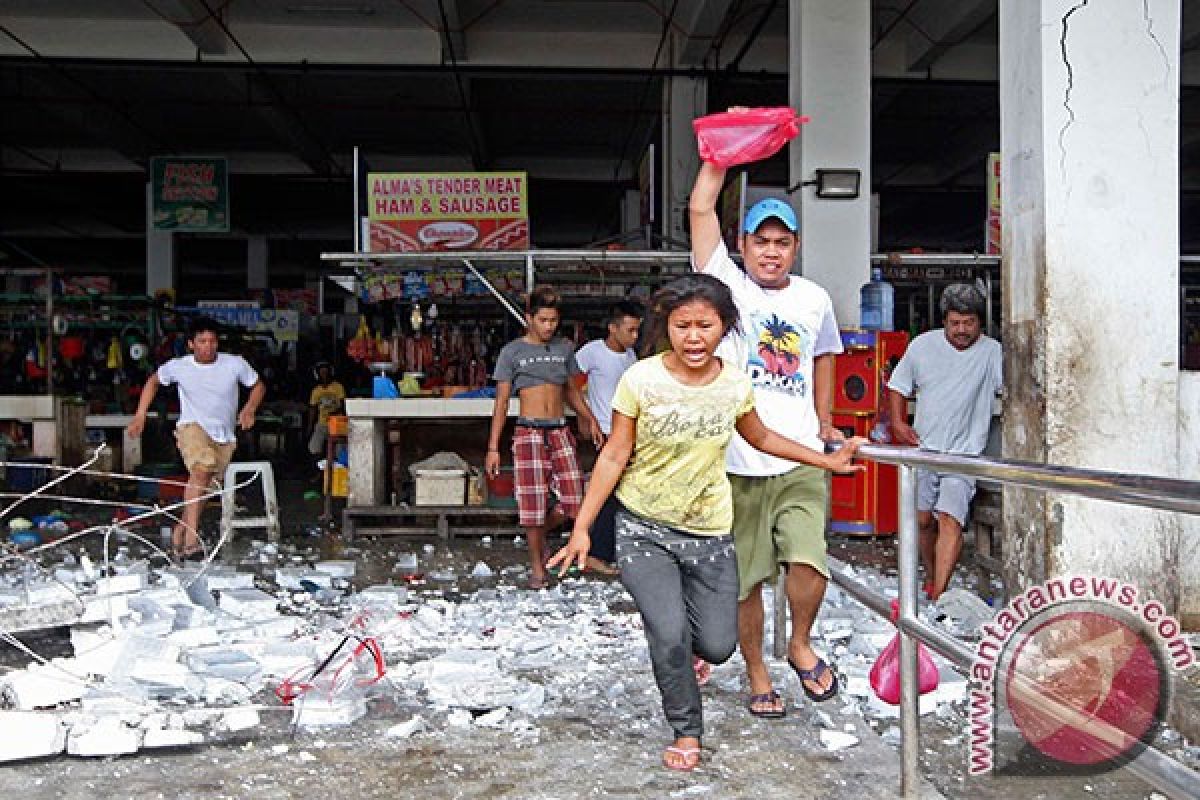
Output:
top-left (898, 463), bottom-right (921, 798)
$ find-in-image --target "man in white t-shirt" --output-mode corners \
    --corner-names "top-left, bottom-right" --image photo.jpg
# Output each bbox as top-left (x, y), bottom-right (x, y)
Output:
top-left (887, 283), bottom-right (1003, 601)
top-left (573, 300), bottom-right (643, 572)
top-left (127, 317), bottom-right (265, 561)
top-left (690, 159), bottom-right (844, 717)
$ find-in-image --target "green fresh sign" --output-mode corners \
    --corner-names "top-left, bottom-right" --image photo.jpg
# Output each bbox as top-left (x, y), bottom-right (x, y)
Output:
top-left (151, 157), bottom-right (229, 232)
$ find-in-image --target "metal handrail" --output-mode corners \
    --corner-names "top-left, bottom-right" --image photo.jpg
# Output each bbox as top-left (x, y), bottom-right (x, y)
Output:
top-left (833, 444), bottom-right (1200, 799)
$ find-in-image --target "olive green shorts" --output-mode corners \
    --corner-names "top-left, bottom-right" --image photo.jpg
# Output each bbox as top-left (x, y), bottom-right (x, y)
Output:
top-left (730, 466), bottom-right (829, 601)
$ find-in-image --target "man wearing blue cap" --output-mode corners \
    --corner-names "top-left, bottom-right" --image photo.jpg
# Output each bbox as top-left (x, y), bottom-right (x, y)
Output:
top-left (689, 159), bottom-right (844, 717)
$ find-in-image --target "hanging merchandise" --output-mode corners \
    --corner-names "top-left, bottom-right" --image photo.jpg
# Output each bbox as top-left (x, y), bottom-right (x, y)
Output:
top-left (347, 316), bottom-right (371, 363)
top-left (106, 335), bottom-right (123, 370)
top-left (409, 303), bottom-right (423, 333)
top-left (692, 107), bottom-right (808, 169)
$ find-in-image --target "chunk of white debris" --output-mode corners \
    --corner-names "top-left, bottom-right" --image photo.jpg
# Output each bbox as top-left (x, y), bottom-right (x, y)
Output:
top-left (446, 709), bottom-right (473, 728)
top-left (314, 560), bottom-right (356, 578)
top-left (95, 573), bottom-right (147, 596)
top-left (141, 728), bottom-right (204, 749)
top-left (819, 729), bottom-right (860, 751)
top-left (385, 716), bottom-right (426, 739)
top-left (217, 588), bottom-right (279, 620)
top-left (470, 562), bottom-right (494, 578)
top-left (292, 692), bottom-right (367, 728)
top-left (0, 711), bottom-right (66, 762)
top-left (474, 707), bottom-right (509, 728)
top-left (1, 664), bottom-right (87, 709)
top-left (66, 717), bottom-right (141, 757)
top-left (217, 708), bottom-right (261, 733)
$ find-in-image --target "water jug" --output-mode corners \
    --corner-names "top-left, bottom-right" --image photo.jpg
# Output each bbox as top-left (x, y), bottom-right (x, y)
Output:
top-left (860, 266), bottom-right (894, 331)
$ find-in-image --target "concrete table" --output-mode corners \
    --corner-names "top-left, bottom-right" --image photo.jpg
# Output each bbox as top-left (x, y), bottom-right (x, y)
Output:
top-left (344, 397), bottom-right (520, 507)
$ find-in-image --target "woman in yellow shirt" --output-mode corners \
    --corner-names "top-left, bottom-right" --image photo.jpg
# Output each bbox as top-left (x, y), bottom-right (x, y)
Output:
top-left (550, 273), bottom-right (864, 773)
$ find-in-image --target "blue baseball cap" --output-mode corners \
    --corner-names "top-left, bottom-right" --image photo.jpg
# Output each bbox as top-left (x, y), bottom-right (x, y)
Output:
top-left (743, 197), bottom-right (798, 234)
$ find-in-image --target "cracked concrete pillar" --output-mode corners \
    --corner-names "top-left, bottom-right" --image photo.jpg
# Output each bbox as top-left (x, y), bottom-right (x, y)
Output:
top-left (789, 0), bottom-right (871, 326)
top-left (999, 1), bottom-right (1183, 609)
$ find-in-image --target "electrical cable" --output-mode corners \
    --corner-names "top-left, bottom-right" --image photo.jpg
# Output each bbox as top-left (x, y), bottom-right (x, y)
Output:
top-left (435, 0), bottom-right (486, 169)
top-left (195, 0), bottom-right (344, 177)
top-left (590, 0), bottom-right (682, 242)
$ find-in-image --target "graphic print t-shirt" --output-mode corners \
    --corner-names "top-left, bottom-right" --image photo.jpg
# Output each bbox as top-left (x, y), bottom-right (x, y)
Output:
top-left (309, 381), bottom-right (346, 425)
top-left (612, 355), bottom-right (755, 536)
top-left (699, 240), bottom-right (843, 477)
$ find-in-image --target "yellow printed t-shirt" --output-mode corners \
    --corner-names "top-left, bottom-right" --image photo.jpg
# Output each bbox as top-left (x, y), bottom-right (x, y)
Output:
top-left (612, 354), bottom-right (755, 536)
top-left (309, 381), bottom-right (346, 425)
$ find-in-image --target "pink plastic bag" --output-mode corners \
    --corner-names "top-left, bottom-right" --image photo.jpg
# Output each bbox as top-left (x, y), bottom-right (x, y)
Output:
top-left (869, 600), bottom-right (940, 705)
top-left (692, 107), bottom-right (809, 168)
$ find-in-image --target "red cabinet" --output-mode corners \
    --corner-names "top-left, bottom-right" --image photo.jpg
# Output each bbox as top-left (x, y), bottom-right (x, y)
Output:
top-left (830, 329), bottom-right (908, 537)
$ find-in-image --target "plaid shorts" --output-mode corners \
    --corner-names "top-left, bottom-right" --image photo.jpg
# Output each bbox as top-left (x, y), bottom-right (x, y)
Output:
top-left (512, 425), bottom-right (584, 527)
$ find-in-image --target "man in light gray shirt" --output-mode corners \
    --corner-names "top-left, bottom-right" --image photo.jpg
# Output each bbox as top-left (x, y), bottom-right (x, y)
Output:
top-left (887, 283), bottom-right (1002, 600)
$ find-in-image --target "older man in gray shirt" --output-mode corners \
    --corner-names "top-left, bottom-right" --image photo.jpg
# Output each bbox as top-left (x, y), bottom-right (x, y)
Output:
top-left (887, 283), bottom-right (1003, 601)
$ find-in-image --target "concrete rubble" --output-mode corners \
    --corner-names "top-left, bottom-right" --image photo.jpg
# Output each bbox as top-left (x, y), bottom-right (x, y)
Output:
top-left (0, 528), bottom-right (1194, 800)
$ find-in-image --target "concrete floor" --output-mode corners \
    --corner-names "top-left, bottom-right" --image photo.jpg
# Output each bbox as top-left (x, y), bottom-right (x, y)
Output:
top-left (0, 478), bottom-right (1194, 799)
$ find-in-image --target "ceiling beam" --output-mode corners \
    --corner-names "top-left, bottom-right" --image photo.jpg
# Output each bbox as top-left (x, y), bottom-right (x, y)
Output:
top-left (7, 70), bottom-right (163, 167)
top-left (677, 0), bottom-right (737, 66)
top-left (436, 0), bottom-right (467, 61)
top-left (145, 0), bottom-right (229, 55)
top-left (902, 0), bottom-right (996, 73)
top-left (224, 72), bottom-right (342, 176)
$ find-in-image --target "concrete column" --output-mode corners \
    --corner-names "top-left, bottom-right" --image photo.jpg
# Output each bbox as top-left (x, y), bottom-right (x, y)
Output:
top-left (248, 235), bottom-right (268, 290)
top-left (789, 0), bottom-right (871, 327)
top-left (662, 75), bottom-right (706, 247)
top-left (1181, 373), bottom-right (1200, 628)
top-left (145, 183), bottom-right (175, 294)
top-left (1000, 1), bottom-right (1182, 607)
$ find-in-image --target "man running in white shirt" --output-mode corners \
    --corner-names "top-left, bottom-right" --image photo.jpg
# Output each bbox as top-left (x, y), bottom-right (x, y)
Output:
top-left (127, 317), bottom-right (264, 561)
top-left (573, 301), bottom-right (643, 572)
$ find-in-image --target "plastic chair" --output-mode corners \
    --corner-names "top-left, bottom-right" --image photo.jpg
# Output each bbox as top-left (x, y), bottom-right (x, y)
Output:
top-left (220, 461), bottom-right (281, 543)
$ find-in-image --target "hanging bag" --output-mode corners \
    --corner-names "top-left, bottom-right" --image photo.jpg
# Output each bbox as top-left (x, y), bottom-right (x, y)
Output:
top-left (869, 599), bottom-right (941, 705)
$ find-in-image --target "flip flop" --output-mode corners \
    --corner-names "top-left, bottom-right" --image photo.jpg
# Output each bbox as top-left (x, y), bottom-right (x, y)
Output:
top-left (746, 690), bottom-right (786, 719)
top-left (663, 745), bottom-right (702, 772)
top-left (789, 656), bottom-right (838, 703)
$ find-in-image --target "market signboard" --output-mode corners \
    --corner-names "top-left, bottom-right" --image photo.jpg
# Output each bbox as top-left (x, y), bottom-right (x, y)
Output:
top-left (186, 304), bottom-right (299, 342)
top-left (367, 172), bottom-right (529, 252)
top-left (151, 157), bottom-right (229, 232)
top-left (986, 152), bottom-right (1001, 255)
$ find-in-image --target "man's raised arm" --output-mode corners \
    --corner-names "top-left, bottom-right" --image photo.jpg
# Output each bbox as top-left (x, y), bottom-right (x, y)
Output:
top-left (688, 162), bottom-right (727, 272)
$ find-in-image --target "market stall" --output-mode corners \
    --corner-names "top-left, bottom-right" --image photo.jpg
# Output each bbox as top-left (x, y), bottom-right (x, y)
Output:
top-left (319, 248), bottom-right (692, 512)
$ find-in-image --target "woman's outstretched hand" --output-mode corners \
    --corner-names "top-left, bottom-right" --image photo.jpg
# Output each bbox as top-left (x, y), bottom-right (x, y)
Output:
top-left (546, 529), bottom-right (591, 576)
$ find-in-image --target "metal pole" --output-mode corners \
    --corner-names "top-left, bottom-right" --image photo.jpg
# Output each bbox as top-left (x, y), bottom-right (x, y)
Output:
top-left (45, 269), bottom-right (54, 398)
top-left (898, 464), bottom-right (920, 798)
top-left (352, 146), bottom-right (361, 253)
top-left (525, 253), bottom-right (535, 295)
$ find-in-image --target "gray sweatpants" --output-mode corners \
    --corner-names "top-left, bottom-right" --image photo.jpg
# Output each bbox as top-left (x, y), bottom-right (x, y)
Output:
top-left (616, 508), bottom-right (739, 740)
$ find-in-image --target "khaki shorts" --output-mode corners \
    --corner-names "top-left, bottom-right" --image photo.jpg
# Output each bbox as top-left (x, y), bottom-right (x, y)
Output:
top-left (731, 466), bottom-right (829, 601)
top-left (175, 423), bottom-right (236, 477)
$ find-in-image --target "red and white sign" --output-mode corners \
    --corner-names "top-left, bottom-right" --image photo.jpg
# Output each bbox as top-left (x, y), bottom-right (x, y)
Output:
top-left (367, 172), bottom-right (529, 252)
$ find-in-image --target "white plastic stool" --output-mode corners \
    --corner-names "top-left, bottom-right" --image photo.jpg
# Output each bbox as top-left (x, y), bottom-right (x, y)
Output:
top-left (220, 461), bottom-right (281, 543)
